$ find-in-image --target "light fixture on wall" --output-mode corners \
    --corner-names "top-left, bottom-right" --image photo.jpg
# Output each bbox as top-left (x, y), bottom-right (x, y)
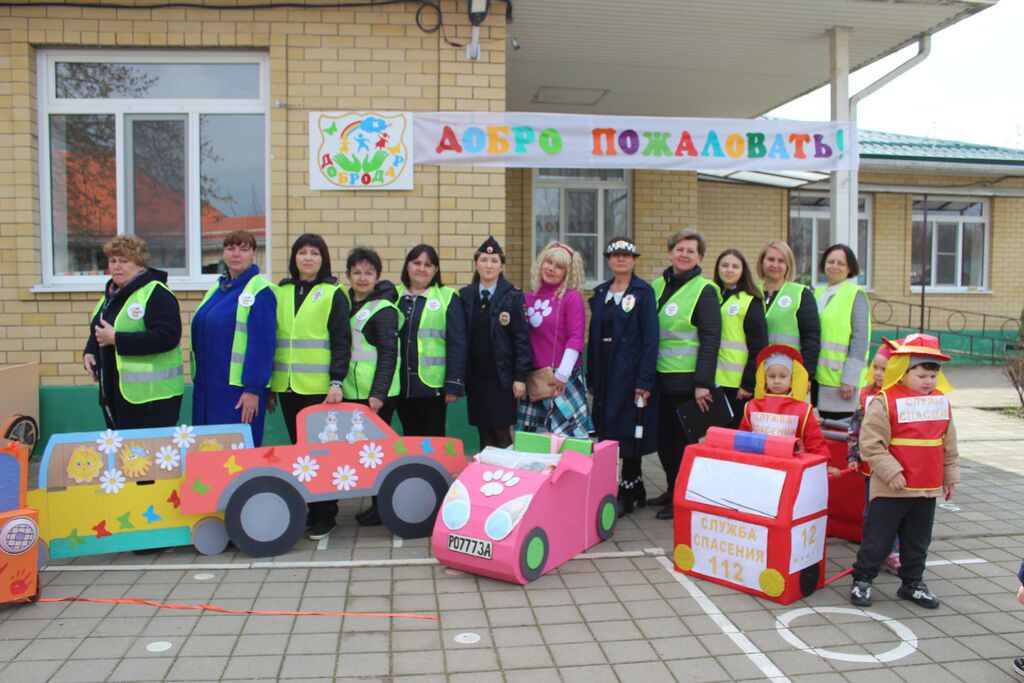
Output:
top-left (466, 0), bottom-right (489, 60)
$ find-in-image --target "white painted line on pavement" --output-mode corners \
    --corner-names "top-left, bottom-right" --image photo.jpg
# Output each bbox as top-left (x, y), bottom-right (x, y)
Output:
top-left (316, 536), bottom-right (330, 551)
top-left (655, 555), bottom-right (791, 683)
top-left (775, 606), bottom-right (917, 664)
top-left (927, 557), bottom-right (986, 567)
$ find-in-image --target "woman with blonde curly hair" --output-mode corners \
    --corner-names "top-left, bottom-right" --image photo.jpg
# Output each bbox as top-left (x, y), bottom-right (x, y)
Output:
top-left (516, 242), bottom-right (592, 437)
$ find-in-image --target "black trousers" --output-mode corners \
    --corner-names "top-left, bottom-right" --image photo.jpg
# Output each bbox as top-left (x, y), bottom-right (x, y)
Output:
top-left (477, 426), bottom-right (512, 450)
top-left (852, 496), bottom-right (936, 584)
top-left (657, 393), bottom-right (693, 496)
top-left (104, 393), bottom-right (182, 430)
top-left (397, 395), bottom-right (447, 437)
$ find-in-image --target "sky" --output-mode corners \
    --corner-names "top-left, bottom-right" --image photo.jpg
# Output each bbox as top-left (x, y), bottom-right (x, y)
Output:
top-left (769, 0), bottom-right (1024, 149)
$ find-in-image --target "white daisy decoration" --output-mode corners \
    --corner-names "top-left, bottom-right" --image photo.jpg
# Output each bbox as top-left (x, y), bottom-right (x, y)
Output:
top-left (292, 455), bottom-right (320, 483)
top-left (95, 429), bottom-right (123, 455)
top-left (358, 442), bottom-right (385, 469)
top-left (230, 442), bottom-right (245, 450)
top-left (155, 446), bottom-right (181, 472)
top-left (99, 468), bottom-right (126, 495)
top-left (332, 465), bottom-right (359, 491)
top-left (172, 424), bottom-right (196, 449)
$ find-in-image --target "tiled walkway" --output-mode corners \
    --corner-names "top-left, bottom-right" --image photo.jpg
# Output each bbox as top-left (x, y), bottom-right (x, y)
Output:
top-left (3, 367), bottom-right (1024, 681)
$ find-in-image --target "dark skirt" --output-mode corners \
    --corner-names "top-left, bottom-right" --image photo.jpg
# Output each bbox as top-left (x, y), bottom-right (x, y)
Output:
top-left (466, 373), bottom-right (516, 427)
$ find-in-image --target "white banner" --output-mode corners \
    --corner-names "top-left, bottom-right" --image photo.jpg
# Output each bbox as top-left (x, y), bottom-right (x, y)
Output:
top-left (414, 112), bottom-right (857, 172)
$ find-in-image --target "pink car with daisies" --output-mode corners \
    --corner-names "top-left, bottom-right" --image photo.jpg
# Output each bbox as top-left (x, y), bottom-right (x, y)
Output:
top-left (180, 403), bottom-right (467, 557)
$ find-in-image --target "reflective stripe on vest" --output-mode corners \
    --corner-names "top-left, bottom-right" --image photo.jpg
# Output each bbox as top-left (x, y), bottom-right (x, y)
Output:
top-left (343, 299), bottom-right (401, 400)
top-left (715, 291), bottom-right (754, 388)
top-left (92, 281), bottom-right (185, 405)
top-left (652, 275), bottom-right (720, 374)
top-left (193, 275), bottom-right (275, 388)
top-left (396, 284), bottom-right (453, 389)
top-left (883, 384), bottom-right (949, 490)
top-left (270, 282), bottom-right (335, 394)
top-left (813, 279), bottom-right (870, 388)
top-left (761, 280), bottom-right (806, 351)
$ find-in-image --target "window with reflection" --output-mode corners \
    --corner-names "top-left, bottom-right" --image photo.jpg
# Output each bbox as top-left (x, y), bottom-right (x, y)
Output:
top-left (788, 192), bottom-right (871, 287)
top-left (911, 198), bottom-right (988, 290)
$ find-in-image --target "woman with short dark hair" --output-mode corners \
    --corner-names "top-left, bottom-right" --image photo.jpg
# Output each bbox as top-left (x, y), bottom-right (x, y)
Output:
top-left (396, 244), bottom-right (466, 438)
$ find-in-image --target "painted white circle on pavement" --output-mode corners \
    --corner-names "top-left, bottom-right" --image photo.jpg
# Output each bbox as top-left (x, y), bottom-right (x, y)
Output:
top-left (775, 606), bottom-right (917, 663)
top-left (454, 632), bottom-right (481, 645)
top-left (193, 572), bottom-right (216, 581)
top-left (938, 502), bottom-right (961, 512)
top-left (146, 641), bottom-right (173, 653)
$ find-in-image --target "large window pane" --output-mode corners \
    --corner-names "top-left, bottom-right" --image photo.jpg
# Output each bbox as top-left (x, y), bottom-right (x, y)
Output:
top-left (56, 62), bottom-right (259, 99)
top-left (934, 222), bottom-right (958, 286)
top-left (200, 115), bottom-right (267, 274)
top-left (814, 218), bottom-right (831, 285)
top-left (564, 235), bottom-right (597, 281)
top-left (49, 114), bottom-right (116, 276)
top-left (533, 187), bottom-right (560, 260)
top-left (911, 220), bottom-right (932, 286)
top-left (788, 216), bottom-right (813, 286)
top-left (856, 218), bottom-right (869, 286)
top-left (566, 190), bottom-right (598, 280)
top-left (128, 116), bottom-right (187, 272)
top-left (604, 188), bottom-right (629, 238)
top-left (961, 222), bottom-right (985, 288)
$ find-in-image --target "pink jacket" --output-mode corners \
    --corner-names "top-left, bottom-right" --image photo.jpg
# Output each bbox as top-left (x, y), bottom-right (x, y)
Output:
top-left (524, 283), bottom-right (585, 370)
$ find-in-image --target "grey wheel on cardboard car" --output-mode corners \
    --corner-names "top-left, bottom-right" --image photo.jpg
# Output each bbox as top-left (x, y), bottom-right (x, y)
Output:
top-left (596, 494), bottom-right (617, 541)
top-left (224, 477), bottom-right (306, 558)
top-left (5, 415), bottom-right (38, 455)
top-left (519, 527), bottom-right (549, 583)
top-left (376, 464), bottom-right (450, 539)
top-left (192, 516), bottom-right (230, 556)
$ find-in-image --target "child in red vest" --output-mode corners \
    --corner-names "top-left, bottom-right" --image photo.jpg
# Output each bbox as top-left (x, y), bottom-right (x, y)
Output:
top-left (848, 341), bottom-right (900, 573)
top-left (850, 333), bottom-right (959, 609)
top-left (739, 344), bottom-right (829, 457)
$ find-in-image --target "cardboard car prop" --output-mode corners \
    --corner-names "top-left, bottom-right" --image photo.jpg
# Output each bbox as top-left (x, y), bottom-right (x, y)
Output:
top-left (820, 420), bottom-right (866, 543)
top-left (0, 441), bottom-right (40, 603)
top-left (29, 423), bottom-right (254, 562)
top-left (0, 363), bottom-right (40, 456)
top-left (181, 403), bottom-right (468, 557)
top-left (432, 432), bottom-right (618, 584)
top-left (673, 427), bottom-right (828, 605)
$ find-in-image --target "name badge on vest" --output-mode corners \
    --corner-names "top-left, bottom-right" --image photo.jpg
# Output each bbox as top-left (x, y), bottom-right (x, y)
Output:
top-left (622, 294), bottom-right (635, 313)
top-left (750, 412), bottom-right (800, 437)
top-left (126, 302), bottom-right (145, 320)
top-left (726, 303), bottom-right (741, 316)
top-left (239, 292), bottom-right (256, 308)
top-left (311, 288), bottom-right (325, 303)
top-left (777, 295), bottom-right (793, 308)
top-left (356, 309), bottom-right (371, 322)
top-left (664, 302), bottom-right (678, 317)
top-left (427, 298), bottom-right (442, 311)
top-left (895, 395), bottom-right (949, 423)
top-left (498, 311), bottom-right (511, 326)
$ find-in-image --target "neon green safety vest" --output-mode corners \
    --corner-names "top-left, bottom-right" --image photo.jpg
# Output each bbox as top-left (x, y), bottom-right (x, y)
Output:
top-left (343, 299), bottom-right (401, 400)
top-left (715, 291), bottom-right (755, 388)
top-left (91, 281), bottom-right (185, 405)
top-left (396, 284), bottom-right (455, 389)
top-left (761, 280), bottom-right (806, 351)
top-left (193, 275), bottom-right (275, 388)
top-left (270, 282), bottom-right (336, 394)
top-left (652, 275), bottom-right (720, 374)
top-left (814, 279), bottom-right (871, 388)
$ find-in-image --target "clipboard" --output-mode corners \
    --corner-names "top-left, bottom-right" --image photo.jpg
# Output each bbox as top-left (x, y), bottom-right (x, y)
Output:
top-left (675, 387), bottom-right (734, 442)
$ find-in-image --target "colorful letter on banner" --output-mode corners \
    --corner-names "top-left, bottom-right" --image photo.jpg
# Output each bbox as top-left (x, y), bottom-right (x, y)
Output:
top-left (310, 112), bottom-right (414, 190)
top-left (414, 112), bottom-right (857, 173)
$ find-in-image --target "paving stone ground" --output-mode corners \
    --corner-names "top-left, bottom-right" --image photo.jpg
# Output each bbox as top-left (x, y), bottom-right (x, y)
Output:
top-left (3, 367), bottom-right (1024, 682)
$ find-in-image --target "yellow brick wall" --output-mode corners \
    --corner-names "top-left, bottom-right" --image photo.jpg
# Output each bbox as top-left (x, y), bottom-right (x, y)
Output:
top-left (631, 170), bottom-right (698, 282)
top-left (0, 0), bottom-right (505, 385)
top-left (697, 181), bottom-right (787, 275)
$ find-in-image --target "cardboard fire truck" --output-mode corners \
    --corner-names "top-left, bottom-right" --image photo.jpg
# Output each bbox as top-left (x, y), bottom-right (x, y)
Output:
top-left (0, 440), bottom-right (40, 603)
top-left (673, 427), bottom-right (828, 605)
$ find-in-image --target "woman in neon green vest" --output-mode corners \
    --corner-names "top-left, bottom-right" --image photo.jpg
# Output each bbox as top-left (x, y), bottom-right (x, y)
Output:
top-left (344, 246), bottom-right (399, 527)
top-left (814, 244), bottom-right (871, 419)
top-left (85, 235), bottom-right (184, 429)
top-left (756, 240), bottom-right (820, 380)
top-left (712, 249), bottom-right (767, 427)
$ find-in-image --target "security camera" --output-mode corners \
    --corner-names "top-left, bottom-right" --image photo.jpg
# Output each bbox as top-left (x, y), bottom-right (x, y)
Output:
top-left (468, 0), bottom-right (489, 26)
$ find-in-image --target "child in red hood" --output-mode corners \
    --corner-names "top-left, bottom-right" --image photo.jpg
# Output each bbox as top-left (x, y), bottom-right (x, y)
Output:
top-left (738, 344), bottom-right (829, 457)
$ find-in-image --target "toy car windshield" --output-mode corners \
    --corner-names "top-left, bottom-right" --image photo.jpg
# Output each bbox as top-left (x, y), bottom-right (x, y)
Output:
top-left (476, 447), bottom-right (561, 473)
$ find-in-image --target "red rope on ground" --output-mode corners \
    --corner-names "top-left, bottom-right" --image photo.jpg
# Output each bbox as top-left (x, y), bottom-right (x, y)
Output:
top-left (28, 596), bottom-right (437, 620)
top-left (824, 567), bottom-right (853, 586)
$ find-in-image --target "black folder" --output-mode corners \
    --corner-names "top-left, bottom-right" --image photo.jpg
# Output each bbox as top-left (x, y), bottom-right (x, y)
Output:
top-left (675, 387), bottom-right (734, 442)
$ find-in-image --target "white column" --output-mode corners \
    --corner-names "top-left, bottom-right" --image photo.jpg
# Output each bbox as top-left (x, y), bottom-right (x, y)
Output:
top-left (829, 27), bottom-right (856, 252)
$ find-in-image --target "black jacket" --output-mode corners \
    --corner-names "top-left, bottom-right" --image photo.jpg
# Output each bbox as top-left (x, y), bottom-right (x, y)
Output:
top-left (276, 275), bottom-right (351, 386)
top-left (720, 286), bottom-right (769, 393)
top-left (655, 265), bottom-right (722, 396)
top-left (398, 286), bottom-right (467, 399)
top-left (350, 280), bottom-right (399, 402)
top-left (764, 285), bottom-right (821, 380)
top-left (85, 268), bottom-right (182, 422)
top-left (459, 276), bottom-right (531, 389)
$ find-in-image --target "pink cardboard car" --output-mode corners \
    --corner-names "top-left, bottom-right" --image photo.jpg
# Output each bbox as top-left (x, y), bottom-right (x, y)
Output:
top-left (431, 433), bottom-right (618, 584)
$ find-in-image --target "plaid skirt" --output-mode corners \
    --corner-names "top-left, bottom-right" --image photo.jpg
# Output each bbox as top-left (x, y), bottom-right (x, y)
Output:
top-left (515, 369), bottom-right (594, 437)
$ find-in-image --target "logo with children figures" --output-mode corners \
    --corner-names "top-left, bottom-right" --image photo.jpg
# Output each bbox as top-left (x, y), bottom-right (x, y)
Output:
top-left (310, 112), bottom-right (414, 191)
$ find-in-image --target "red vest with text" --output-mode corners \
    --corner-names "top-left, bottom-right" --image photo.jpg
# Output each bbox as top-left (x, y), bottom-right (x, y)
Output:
top-left (883, 384), bottom-right (950, 491)
top-left (742, 396), bottom-right (830, 457)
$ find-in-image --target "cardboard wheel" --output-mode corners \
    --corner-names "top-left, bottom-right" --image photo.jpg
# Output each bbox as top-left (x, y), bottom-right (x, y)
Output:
top-left (596, 494), bottom-right (617, 541)
top-left (37, 539), bottom-right (49, 571)
top-left (225, 477), bottom-right (306, 557)
top-left (5, 415), bottom-right (38, 455)
top-left (799, 563), bottom-right (821, 597)
top-left (377, 463), bottom-right (450, 539)
top-left (192, 517), bottom-right (230, 556)
top-left (519, 527), bottom-right (549, 583)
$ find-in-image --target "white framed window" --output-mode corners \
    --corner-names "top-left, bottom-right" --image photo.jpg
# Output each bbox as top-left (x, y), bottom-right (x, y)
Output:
top-left (911, 197), bottom-right (989, 292)
top-left (788, 191), bottom-right (872, 288)
top-left (36, 50), bottom-right (270, 290)
top-left (531, 169), bottom-right (631, 285)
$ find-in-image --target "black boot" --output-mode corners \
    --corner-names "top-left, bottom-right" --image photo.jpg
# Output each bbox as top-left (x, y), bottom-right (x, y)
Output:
top-left (634, 480), bottom-right (647, 508)
top-left (617, 485), bottom-right (634, 517)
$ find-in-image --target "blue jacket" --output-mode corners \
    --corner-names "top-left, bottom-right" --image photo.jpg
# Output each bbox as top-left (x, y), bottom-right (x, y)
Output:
top-left (587, 274), bottom-right (659, 449)
top-left (459, 276), bottom-right (531, 389)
